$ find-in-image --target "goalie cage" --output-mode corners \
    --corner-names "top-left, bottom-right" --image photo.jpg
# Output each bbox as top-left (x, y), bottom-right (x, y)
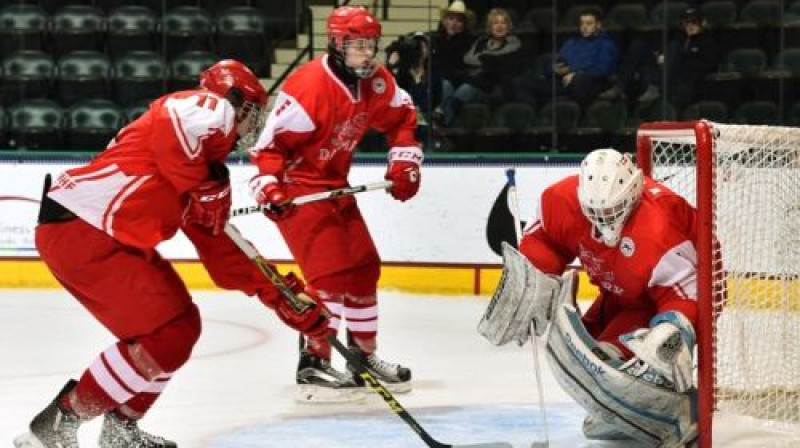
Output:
top-left (636, 120), bottom-right (800, 447)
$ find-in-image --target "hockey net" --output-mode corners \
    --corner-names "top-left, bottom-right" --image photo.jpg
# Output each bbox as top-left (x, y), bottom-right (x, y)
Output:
top-left (636, 121), bottom-right (800, 447)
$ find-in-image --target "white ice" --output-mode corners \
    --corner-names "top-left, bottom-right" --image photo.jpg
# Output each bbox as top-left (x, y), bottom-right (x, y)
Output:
top-left (1, 290), bottom-right (797, 447)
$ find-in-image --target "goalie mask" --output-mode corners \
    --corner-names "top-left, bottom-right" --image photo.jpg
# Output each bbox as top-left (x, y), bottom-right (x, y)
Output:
top-left (200, 60), bottom-right (267, 140)
top-left (327, 6), bottom-right (382, 80)
top-left (577, 149), bottom-right (644, 247)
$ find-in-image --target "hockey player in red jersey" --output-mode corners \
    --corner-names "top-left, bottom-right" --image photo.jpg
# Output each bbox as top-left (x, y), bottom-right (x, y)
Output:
top-left (480, 148), bottom-right (699, 444)
top-left (14, 60), bottom-right (331, 448)
top-left (520, 148), bottom-right (698, 359)
top-left (247, 6), bottom-right (420, 400)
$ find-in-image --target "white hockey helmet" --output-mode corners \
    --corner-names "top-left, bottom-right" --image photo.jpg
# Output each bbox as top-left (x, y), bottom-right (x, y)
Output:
top-left (577, 149), bottom-right (644, 247)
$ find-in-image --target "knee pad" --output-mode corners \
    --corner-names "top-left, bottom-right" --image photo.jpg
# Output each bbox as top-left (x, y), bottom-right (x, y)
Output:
top-left (135, 303), bottom-right (202, 374)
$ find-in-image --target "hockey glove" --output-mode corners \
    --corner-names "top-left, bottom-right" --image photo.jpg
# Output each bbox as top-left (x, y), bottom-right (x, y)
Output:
top-left (248, 174), bottom-right (294, 220)
top-left (385, 146), bottom-right (422, 202)
top-left (183, 162), bottom-right (231, 236)
top-left (258, 273), bottom-right (329, 338)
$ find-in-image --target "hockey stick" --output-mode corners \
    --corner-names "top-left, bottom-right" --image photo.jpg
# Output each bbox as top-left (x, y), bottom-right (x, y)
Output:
top-left (505, 169), bottom-right (550, 448)
top-left (230, 180), bottom-right (393, 217)
top-left (223, 223), bottom-right (512, 448)
top-left (485, 182), bottom-right (527, 257)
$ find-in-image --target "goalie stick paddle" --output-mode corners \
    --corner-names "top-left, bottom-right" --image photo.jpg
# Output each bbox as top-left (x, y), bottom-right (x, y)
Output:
top-left (230, 180), bottom-right (393, 218)
top-left (223, 223), bottom-right (513, 448)
top-left (485, 174), bottom-right (526, 257)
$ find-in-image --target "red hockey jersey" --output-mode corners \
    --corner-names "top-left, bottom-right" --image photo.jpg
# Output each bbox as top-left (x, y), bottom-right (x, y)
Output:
top-left (519, 175), bottom-right (699, 325)
top-left (248, 54), bottom-right (420, 186)
top-left (48, 90), bottom-right (236, 249)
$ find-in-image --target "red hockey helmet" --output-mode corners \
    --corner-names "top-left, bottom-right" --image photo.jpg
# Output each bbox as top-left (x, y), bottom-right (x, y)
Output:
top-left (327, 6), bottom-right (382, 47)
top-left (200, 60), bottom-right (267, 108)
top-left (327, 7), bottom-right (382, 79)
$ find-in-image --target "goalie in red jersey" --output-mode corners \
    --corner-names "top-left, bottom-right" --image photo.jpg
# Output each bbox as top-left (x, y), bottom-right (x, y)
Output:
top-left (14, 60), bottom-right (330, 448)
top-left (479, 149), bottom-right (699, 446)
top-left (246, 6), bottom-right (421, 402)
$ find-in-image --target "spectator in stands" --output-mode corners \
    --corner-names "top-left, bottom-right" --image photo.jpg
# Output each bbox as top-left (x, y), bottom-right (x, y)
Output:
top-left (436, 8), bottom-right (523, 127)
top-left (662, 8), bottom-right (719, 110)
top-left (429, 1), bottom-right (475, 123)
top-left (552, 7), bottom-right (619, 107)
top-left (386, 32), bottom-right (442, 141)
top-left (600, 8), bottom-right (719, 108)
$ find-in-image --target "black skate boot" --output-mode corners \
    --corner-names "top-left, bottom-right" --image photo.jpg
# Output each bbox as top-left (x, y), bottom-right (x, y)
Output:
top-left (296, 349), bottom-right (364, 403)
top-left (347, 345), bottom-right (412, 394)
top-left (13, 380), bottom-right (83, 448)
top-left (99, 411), bottom-right (177, 448)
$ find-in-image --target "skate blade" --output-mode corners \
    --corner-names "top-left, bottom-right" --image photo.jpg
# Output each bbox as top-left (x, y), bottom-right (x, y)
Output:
top-left (13, 433), bottom-right (46, 448)
top-left (295, 384), bottom-right (367, 404)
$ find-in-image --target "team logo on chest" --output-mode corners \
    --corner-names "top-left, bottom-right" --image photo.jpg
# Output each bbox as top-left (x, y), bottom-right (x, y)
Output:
top-left (620, 237), bottom-right (635, 257)
top-left (372, 77), bottom-right (386, 94)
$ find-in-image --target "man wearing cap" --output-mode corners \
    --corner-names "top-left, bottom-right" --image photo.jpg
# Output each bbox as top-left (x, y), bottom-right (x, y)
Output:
top-left (429, 0), bottom-right (476, 125)
top-left (661, 7), bottom-right (719, 110)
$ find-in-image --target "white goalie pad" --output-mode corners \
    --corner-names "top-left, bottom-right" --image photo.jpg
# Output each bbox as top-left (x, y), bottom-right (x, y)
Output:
top-left (545, 302), bottom-right (697, 448)
top-left (478, 242), bottom-right (568, 346)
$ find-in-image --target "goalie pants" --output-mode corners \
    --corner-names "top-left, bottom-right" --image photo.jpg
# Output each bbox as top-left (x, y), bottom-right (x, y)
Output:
top-left (275, 184), bottom-right (381, 359)
top-left (582, 293), bottom-right (655, 357)
top-left (35, 218), bottom-right (201, 419)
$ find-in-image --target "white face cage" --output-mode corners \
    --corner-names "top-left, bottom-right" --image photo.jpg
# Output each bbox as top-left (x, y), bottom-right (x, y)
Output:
top-left (234, 100), bottom-right (265, 152)
top-left (342, 37), bottom-right (381, 78)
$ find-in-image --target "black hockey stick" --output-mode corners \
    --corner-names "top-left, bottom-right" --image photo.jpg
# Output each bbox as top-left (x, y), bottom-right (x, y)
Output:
top-left (224, 223), bottom-right (513, 448)
top-left (231, 180), bottom-right (392, 217)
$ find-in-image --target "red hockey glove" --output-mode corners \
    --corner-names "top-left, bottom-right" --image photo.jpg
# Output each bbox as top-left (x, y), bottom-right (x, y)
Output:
top-left (385, 147), bottom-right (422, 202)
top-left (183, 162), bottom-right (231, 235)
top-left (248, 174), bottom-right (295, 220)
top-left (258, 273), bottom-right (330, 338)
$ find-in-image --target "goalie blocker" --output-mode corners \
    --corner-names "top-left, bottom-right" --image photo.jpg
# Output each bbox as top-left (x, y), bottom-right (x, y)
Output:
top-left (479, 243), bottom-right (697, 447)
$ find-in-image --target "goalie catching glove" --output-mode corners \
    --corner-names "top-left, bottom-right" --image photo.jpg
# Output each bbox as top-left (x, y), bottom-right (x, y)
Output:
top-left (183, 161), bottom-right (231, 235)
top-left (257, 272), bottom-right (329, 338)
top-left (620, 311), bottom-right (696, 393)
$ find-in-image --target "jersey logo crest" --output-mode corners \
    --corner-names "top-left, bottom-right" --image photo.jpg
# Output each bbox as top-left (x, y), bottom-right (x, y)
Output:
top-left (620, 237), bottom-right (635, 257)
top-left (372, 77), bottom-right (386, 95)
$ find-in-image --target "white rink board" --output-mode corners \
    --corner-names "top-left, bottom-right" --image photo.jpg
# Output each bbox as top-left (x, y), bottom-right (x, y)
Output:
top-left (0, 161), bottom-right (578, 263)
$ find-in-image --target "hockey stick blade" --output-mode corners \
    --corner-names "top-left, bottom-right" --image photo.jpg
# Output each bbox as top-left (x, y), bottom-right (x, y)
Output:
top-left (231, 180), bottom-right (393, 217)
top-left (328, 336), bottom-right (513, 448)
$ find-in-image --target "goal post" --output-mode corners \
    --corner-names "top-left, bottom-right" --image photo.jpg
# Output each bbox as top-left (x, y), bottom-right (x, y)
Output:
top-left (636, 120), bottom-right (800, 447)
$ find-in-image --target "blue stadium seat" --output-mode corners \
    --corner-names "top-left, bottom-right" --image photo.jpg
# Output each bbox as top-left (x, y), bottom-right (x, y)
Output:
top-left (163, 6), bottom-right (214, 60)
top-left (56, 51), bottom-right (112, 106)
top-left (50, 5), bottom-right (105, 57)
top-left (169, 50), bottom-right (217, 91)
top-left (215, 6), bottom-right (267, 76)
top-left (0, 4), bottom-right (47, 57)
top-left (107, 5), bottom-right (159, 59)
top-left (65, 99), bottom-right (124, 150)
top-left (1, 50), bottom-right (55, 104)
top-left (112, 51), bottom-right (166, 106)
top-left (6, 99), bottom-right (64, 150)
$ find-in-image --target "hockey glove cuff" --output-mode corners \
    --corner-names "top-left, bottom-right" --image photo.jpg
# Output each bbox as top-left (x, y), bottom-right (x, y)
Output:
top-left (183, 162), bottom-right (231, 236)
top-left (385, 146), bottom-right (423, 202)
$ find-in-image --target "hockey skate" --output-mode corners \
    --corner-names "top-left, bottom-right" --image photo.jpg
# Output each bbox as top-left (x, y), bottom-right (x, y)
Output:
top-left (296, 349), bottom-right (364, 403)
top-left (13, 380), bottom-right (82, 448)
top-left (99, 411), bottom-right (177, 448)
top-left (347, 345), bottom-right (412, 394)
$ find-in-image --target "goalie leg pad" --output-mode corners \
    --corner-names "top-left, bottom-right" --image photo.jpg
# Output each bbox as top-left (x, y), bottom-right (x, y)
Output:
top-left (545, 303), bottom-right (696, 447)
top-left (478, 242), bottom-right (569, 346)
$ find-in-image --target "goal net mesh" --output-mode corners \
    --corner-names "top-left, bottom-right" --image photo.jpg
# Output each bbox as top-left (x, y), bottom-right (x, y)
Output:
top-left (645, 123), bottom-right (800, 424)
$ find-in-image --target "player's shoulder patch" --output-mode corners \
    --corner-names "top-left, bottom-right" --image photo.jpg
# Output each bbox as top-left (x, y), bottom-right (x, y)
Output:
top-left (371, 76), bottom-right (387, 95)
